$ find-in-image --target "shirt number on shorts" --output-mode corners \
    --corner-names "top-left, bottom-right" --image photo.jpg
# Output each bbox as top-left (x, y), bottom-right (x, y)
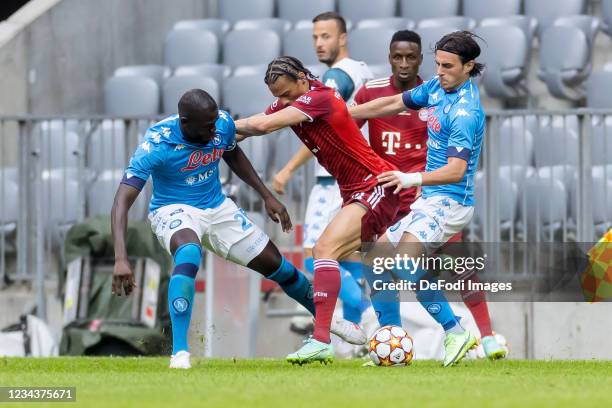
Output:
top-left (234, 209), bottom-right (253, 231)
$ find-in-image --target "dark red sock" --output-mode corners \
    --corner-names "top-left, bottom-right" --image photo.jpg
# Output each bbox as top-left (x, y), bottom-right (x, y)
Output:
top-left (460, 273), bottom-right (493, 337)
top-left (312, 259), bottom-right (341, 344)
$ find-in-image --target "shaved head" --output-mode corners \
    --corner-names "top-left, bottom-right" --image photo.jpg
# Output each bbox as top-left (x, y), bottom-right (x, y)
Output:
top-left (178, 89), bottom-right (218, 144)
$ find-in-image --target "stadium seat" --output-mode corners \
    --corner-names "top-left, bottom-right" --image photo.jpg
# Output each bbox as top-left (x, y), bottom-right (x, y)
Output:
top-left (163, 29), bottom-right (219, 68)
top-left (474, 25), bottom-right (529, 99)
top-left (239, 136), bottom-right (270, 178)
top-left (233, 18), bottom-right (291, 37)
top-left (162, 76), bottom-right (220, 114)
top-left (338, 0), bottom-right (397, 23)
top-left (113, 65), bottom-right (170, 87)
top-left (479, 16), bottom-right (539, 49)
top-left (555, 15), bottom-right (600, 43)
top-left (348, 27), bottom-right (396, 65)
top-left (497, 116), bottom-right (535, 167)
top-left (587, 71), bottom-right (612, 108)
top-left (368, 64), bottom-right (391, 79)
top-left (0, 169), bottom-right (19, 230)
top-left (41, 168), bottom-right (81, 227)
top-left (222, 75), bottom-right (272, 118)
top-left (590, 115), bottom-right (612, 166)
top-left (356, 18), bottom-right (414, 31)
top-left (277, 0), bottom-right (336, 23)
top-left (173, 19), bottom-right (230, 42)
top-left (283, 28), bottom-right (319, 66)
top-left (416, 26), bottom-right (462, 80)
top-left (463, 0), bottom-right (521, 22)
top-left (416, 17), bottom-right (476, 31)
top-left (219, 0), bottom-right (274, 23)
top-left (474, 171), bottom-right (518, 234)
top-left (232, 65), bottom-right (268, 77)
top-left (533, 115), bottom-right (579, 166)
top-left (537, 26), bottom-right (591, 101)
top-left (591, 171), bottom-right (612, 235)
top-left (173, 64), bottom-right (231, 86)
top-left (536, 165), bottom-right (579, 222)
top-left (34, 122), bottom-right (81, 170)
top-left (87, 120), bottom-right (128, 172)
top-left (104, 76), bottom-right (160, 116)
top-left (524, 0), bottom-right (586, 36)
top-left (223, 29), bottom-right (281, 68)
top-left (399, 0), bottom-right (459, 21)
top-left (524, 173), bottom-right (569, 240)
top-left (603, 0), bottom-right (612, 36)
top-left (88, 169), bottom-right (147, 218)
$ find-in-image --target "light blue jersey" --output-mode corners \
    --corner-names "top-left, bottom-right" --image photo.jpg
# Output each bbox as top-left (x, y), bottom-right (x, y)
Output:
top-left (402, 77), bottom-right (485, 206)
top-left (123, 111), bottom-right (236, 212)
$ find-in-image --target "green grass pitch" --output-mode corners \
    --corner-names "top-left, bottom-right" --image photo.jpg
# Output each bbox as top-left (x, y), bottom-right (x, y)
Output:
top-left (1, 358), bottom-right (610, 408)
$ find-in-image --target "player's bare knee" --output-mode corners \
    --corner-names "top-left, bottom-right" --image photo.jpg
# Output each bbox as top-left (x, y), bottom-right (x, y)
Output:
top-left (170, 228), bottom-right (200, 255)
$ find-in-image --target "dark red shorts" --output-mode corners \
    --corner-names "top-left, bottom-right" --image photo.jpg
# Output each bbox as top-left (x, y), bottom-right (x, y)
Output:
top-left (343, 184), bottom-right (402, 243)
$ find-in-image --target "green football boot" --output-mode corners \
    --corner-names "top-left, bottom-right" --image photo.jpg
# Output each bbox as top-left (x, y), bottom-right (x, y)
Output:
top-left (287, 337), bottom-right (334, 366)
top-left (443, 330), bottom-right (477, 367)
top-left (481, 335), bottom-right (508, 360)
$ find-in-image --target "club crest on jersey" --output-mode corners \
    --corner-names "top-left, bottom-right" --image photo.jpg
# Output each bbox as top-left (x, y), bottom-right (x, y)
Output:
top-left (181, 148), bottom-right (224, 171)
top-left (212, 134), bottom-right (222, 146)
top-left (427, 107), bottom-right (441, 133)
top-left (418, 108), bottom-right (429, 122)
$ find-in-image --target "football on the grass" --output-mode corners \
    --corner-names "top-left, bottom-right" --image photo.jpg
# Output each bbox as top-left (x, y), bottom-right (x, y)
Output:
top-left (368, 325), bottom-right (414, 366)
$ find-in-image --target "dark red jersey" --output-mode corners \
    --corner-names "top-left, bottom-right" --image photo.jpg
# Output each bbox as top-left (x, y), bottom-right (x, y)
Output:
top-left (265, 80), bottom-right (396, 200)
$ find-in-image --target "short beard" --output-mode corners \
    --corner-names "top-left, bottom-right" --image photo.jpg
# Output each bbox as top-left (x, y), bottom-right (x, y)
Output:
top-left (319, 47), bottom-right (340, 67)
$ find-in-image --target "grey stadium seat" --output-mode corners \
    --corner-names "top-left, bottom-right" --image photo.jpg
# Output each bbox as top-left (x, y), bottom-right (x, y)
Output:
top-left (348, 28), bottom-right (396, 65)
top-left (473, 171), bottom-right (518, 233)
top-left (0, 169), bottom-right (18, 229)
top-left (592, 172), bottom-right (612, 235)
top-left (463, 0), bottom-right (521, 22)
top-left (223, 29), bottom-right (281, 68)
top-left (87, 120), bottom-right (128, 172)
top-left (533, 115), bottom-right (579, 167)
top-left (113, 65), bottom-right (170, 87)
top-left (357, 18), bottom-right (415, 31)
top-left (34, 123), bottom-right (81, 170)
top-left (283, 28), bottom-right (319, 66)
top-left (162, 76), bottom-right (219, 114)
top-left (219, 0), bottom-right (274, 23)
top-left (104, 76), bottom-right (160, 116)
top-left (222, 75), bottom-right (272, 118)
top-left (524, 0), bottom-right (585, 36)
top-left (479, 16), bottom-right (539, 49)
top-left (587, 71), bottom-right (612, 108)
top-left (537, 26), bottom-right (591, 101)
top-left (163, 29), bottom-right (219, 68)
top-left (474, 25), bottom-right (529, 99)
top-left (338, 0), bottom-right (397, 23)
top-left (603, 0), bottom-right (612, 36)
top-left (173, 64), bottom-right (231, 86)
top-left (233, 18), bottom-right (291, 37)
top-left (417, 17), bottom-right (476, 31)
top-left (88, 169), bottom-right (147, 219)
top-left (173, 19), bottom-right (230, 42)
top-left (497, 116), bottom-right (535, 167)
top-left (277, 0), bottom-right (336, 23)
top-left (41, 168), bottom-right (81, 226)
top-left (416, 26), bottom-right (462, 80)
top-left (232, 65), bottom-right (268, 77)
top-left (553, 15), bottom-right (600, 49)
top-left (590, 115), bottom-right (612, 166)
top-left (400, 0), bottom-right (459, 21)
top-left (525, 173), bottom-right (568, 239)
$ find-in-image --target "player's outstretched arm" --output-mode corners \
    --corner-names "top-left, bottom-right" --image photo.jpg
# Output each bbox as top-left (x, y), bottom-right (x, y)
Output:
top-left (223, 145), bottom-right (293, 232)
top-left (110, 183), bottom-right (140, 296)
top-left (272, 145), bottom-right (313, 195)
top-left (349, 94), bottom-right (407, 120)
top-left (235, 107), bottom-right (310, 137)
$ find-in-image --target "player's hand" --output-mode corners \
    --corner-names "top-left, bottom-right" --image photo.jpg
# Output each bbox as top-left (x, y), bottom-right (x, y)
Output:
top-left (112, 259), bottom-right (136, 296)
top-left (272, 169), bottom-right (292, 195)
top-left (377, 171), bottom-right (423, 194)
top-left (264, 196), bottom-right (292, 232)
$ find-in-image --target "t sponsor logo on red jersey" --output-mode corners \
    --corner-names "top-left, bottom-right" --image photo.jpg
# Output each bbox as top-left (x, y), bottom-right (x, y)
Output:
top-left (296, 95), bottom-right (312, 105)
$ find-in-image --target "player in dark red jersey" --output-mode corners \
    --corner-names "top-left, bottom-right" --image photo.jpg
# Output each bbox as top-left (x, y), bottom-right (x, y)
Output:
top-left (354, 30), bottom-right (508, 360)
top-left (235, 56), bottom-right (402, 365)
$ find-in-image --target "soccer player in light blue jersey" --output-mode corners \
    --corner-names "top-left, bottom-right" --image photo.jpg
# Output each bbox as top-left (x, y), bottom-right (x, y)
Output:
top-left (111, 90), bottom-right (365, 369)
top-left (350, 31), bottom-right (490, 366)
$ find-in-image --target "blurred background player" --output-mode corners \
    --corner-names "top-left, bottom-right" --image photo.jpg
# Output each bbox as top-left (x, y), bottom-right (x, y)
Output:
top-left (351, 31), bottom-right (487, 366)
top-left (235, 57), bottom-right (401, 365)
top-left (354, 30), bottom-right (506, 360)
top-left (111, 89), bottom-right (365, 369)
top-left (272, 12), bottom-right (374, 346)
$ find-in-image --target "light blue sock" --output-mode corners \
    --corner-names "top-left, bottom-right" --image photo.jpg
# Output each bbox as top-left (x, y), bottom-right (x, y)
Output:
top-left (363, 265), bottom-right (402, 327)
top-left (394, 262), bottom-right (462, 333)
top-left (168, 243), bottom-right (201, 354)
top-left (268, 256), bottom-right (315, 315)
top-left (339, 260), bottom-right (372, 314)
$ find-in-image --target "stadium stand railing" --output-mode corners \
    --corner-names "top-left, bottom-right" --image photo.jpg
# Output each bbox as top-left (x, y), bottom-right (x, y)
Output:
top-left (0, 110), bottom-right (611, 286)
